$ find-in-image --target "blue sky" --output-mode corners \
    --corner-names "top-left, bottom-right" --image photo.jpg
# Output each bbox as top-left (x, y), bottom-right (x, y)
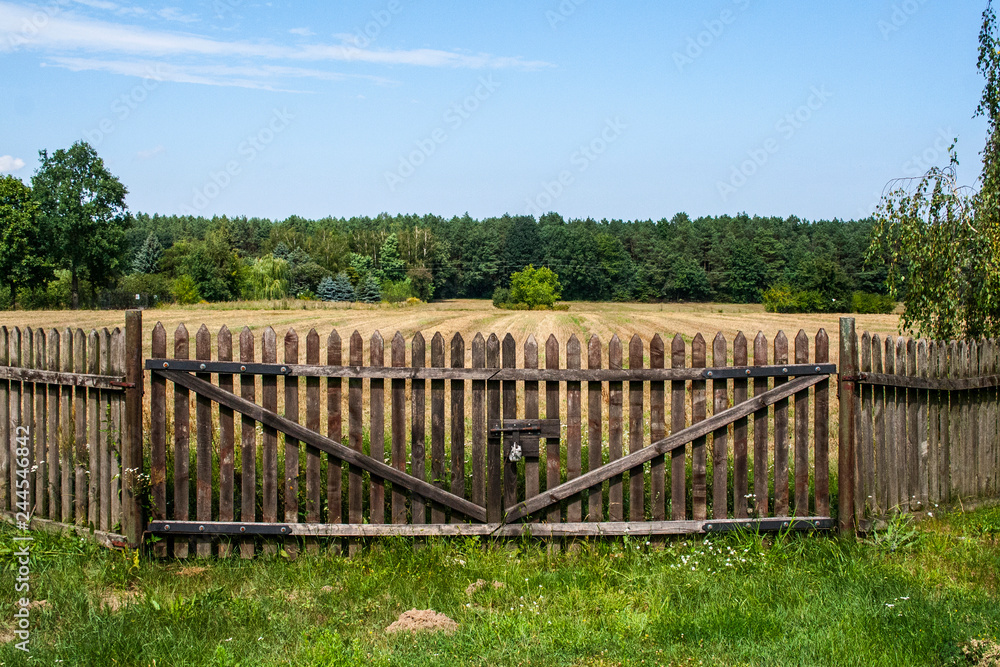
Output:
top-left (0, 0), bottom-right (990, 222)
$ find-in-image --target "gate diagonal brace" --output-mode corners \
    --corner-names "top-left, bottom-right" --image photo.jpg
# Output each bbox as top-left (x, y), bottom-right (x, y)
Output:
top-left (502, 372), bottom-right (829, 523)
top-left (155, 369), bottom-right (488, 523)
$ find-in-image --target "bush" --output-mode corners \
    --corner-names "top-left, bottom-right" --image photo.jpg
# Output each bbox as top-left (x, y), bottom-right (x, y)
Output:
top-left (172, 275), bottom-right (201, 305)
top-left (762, 284), bottom-right (834, 313)
top-left (492, 287), bottom-right (510, 308)
top-left (509, 265), bottom-right (562, 309)
top-left (381, 278), bottom-right (415, 304)
top-left (120, 273), bottom-right (173, 303)
top-left (318, 273), bottom-right (355, 302)
top-left (355, 275), bottom-right (382, 304)
top-left (553, 302), bottom-right (570, 311)
top-left (851, 291), bottom-right (896, 314)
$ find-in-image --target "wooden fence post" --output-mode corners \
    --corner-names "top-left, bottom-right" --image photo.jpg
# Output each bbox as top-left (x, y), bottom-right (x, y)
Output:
top-left (123, 309), bottom-right (143, 548)
top-left (838, 317), bottom-right (856, 534)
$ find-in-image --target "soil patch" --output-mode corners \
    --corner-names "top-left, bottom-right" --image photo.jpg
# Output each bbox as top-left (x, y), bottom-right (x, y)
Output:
top-left (385, 609), bottom-right (458, 635)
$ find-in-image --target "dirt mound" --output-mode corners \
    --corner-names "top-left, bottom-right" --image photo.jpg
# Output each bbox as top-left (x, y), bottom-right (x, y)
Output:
top-left (464, 579), bottom-right (504, 595)
top-left (385, 609), bottom-right (458, 635)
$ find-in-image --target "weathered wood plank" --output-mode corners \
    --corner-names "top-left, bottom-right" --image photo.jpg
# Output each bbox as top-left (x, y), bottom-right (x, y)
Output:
top-left (567, 335), bottom-right (582, 523)
top-left (524, 335), bottom-right (539, 507)
top-left (73, 329), bottom-right (86, 525)
top-left (304, 329), bottom-right (321, 553)
top-left (858, 332), bottom-right (873, 518)
top-left (588, 335), bottom-right (604, 522)
top-left (472, 333), bottom-right (486, 508)
top-left (97, 329), bottom-right (110, 530)
top-left (158, 369), bottom-right (488, 522)
top-left (150, 323), bottom-right (167, 557)
top-left (545, 334), bottom-right (560, 524)
top-left (326, 330), bottom-right (343, 553)
top-left (283, 329), bottom-right (300, 558)
top-left (732, 333), bottom-right (748, 519)
top-left (949, 341), bottom-right (961, 502)
top-left (927, 340), bottom-right (940, 504)
top-left (609, 335), bottom-right (624, 522)
top-left (884, 337), bottom-right (898, 511)
top-left (369, 331), bottom-right (385, 525)
top-left (815, 329), bottom-right (830, 517)
top-left (21, 329), bottom-right (36, 518)
top-left (451, 334), bottom-right (466, 520)
top-left (391, 332), bottom-right (407, 524)
top-left (962, 341), bottom-right (973, 499)
top-left (172, 325), bottom-right (190, 558)
top-left (503, 373), bottom-right (827, 522)
top-left (60, 327), bottom-right (72, 522)
top-left (11, 329), bottom-right (24, 514)
top-left (0, 328), bottom-right (7, 512)
top-left (753, 332), bottom-right (768, 517)
top-left (907, 338), bottom-right (920, 511)
top-left (917, 339), bottom-right (929, 508)
top-left (348, 331), bottom-right (363, 555)
top-left (628, 335), bottom-right (645, 522)
top-left (896, 337), bottom-right (908, 512)
top-left (672, 334), bottom-right (687, 520)
top-left (217, 327), bottom-right (236, 556)
top-left (412, 332), bottom-right (427, 524)
top-left (261, 327), bottom-right (278, 555)
top-left (872, 335), bottom-right (886, 513)
top-left (431, 333), bottom-right (446, 524)
top-left (773, 331), bottom-right (789, 517)
top-left (0, 366), bottom-right (126, 388)
top-left (711, 333), bottom-right (729, 520)
top-left (650, 334), bottom-right (666, 523)
top-left (47, 329), bottom-right (60, 520)
top-left (33, 330), bottom-right (45, 519)
top-left (794, 330), bottom-right (809, 515)
top-left (502, 334), bottom-right (518, 512)
top-left (239, 327), bottom-right (256, 558)
top-left (112, 328), bottom-right (125, 531)
top-left (194, 325), bottom-right (213, 557)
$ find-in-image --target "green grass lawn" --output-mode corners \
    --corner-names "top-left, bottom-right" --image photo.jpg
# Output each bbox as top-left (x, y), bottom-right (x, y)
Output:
top-left (1, 507), bottom-right (999, 666)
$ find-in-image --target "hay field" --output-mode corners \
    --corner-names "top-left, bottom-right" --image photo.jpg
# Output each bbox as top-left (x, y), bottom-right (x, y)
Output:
top-left (0, 299), bottom-right (906, 358)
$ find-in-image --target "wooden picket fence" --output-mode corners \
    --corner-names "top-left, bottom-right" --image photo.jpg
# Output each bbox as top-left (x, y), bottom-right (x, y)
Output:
top-left (0, 324), bottom-right (136, 546)
top-left (847, 327), bottom-right (1000, 524)
top-left (4, 312), bottom-right (999, 556)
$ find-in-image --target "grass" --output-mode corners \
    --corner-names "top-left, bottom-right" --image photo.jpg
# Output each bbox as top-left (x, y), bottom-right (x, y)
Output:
top-left (2, 505), bottom-right (999, 666)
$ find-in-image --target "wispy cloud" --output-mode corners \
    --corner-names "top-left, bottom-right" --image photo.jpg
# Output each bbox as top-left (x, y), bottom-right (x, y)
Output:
top-left (157, 6), bottom-right (197, 23)
top-left (0, 2), bottom-right (553, 70)
top-left (0, 155), bottom-right (26, 172)
top-left (46, 56), bottom-right (397, 91)
top-left (136, 145), bottom-right (164, 159)
top-left (289, 27), bottom-right (314, 37)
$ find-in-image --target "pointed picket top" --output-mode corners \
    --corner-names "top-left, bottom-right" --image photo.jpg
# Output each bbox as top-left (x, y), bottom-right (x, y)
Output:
top-left (412, 331), bottom-right (426, 367)
top-left (733, 331), bottom-right (747, 366)
top-left (175, 322), bottom-right (188, 338)
top-left (306, 327), bottom-right (319, 349)
top-left (860, 331), bottom-right (872, 369)
top-left (304, 328), bottom-right (318, 365)
top-left (285, 327), bottom-right (298, 344)
top-left (711, 332), bottom-right (726, 366)
top-left (486, 333), bottom-right (500, 367)
top-left (0, 327), bottom-right (6, 368)
top-left (883, 335), bottom-right (895, 374)
top-left (609, 334), bottom-right (622, 369)
top-left (918, 338), bottom-right (929, 379)
top-left (370, 330), bottom-right (384, 366)
top-left (691, 332), bottom-right (705, 351)
top-left (326, 329), bottom-right (341, 365)
top-left (450, 332), bottom-right (465, 367)
top-left (348, 330), bottom-right (363, 366)
top-left (671, 332), bottom-right (685, 358)
top-left (472, 332), bottom-right (485, 369)
top-left (650, 333), bottom-right (664, 368)
top-left (327, 328), bottom-right (341, 350)
top-left (219, 324), bottom-right (231, 345)
top-left (391, 331), bottom-right (405, 366)
top-left (217, 325), bottom-right (232, 363)
top-left (152, 322), bottom-right (165, 349)
top-left (734, 330), bottom-right (746, 349)
top-left (629, 333), bottom-right (642, 361)
top-left (524, 334), bottom-right (538, 367)
top-left (431, 332), bottom-right (445, 367)
top-left (588, 334), bottom-right (602, 369)
top-left (773, 330), bottom-right (788, 364)
top-left (545, 333), bottom-right (559, 369)
top-left (195, 324), bottom-right (210, 360)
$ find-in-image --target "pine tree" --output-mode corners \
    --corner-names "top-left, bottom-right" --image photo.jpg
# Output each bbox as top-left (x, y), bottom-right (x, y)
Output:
top-left (355, 274), bottom-right (382, 303)
top-left (330, 272), bottom-right (356, 301)
top-left (316, 275), bottom-right (337, 301)
top-left (131, 232), bottom-right (163, 274)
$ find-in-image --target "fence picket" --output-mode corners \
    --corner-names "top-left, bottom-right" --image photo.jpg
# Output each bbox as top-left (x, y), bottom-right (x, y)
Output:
top-left (773, 331), bottom-right (789, 516)
top-left (609, 335), bottom-right (624, 522)
top-left (794, 330), bottom-right (810, 515)
top-left (524, 335), bottom-right (539, 506)
top-left (859, 333), bottom-right (873, 519)
top-left (239, 327), bottom-right (256, 558)
top-left (545, 334), bottom-right (561, 524)
top-left (60, 327), bottom-right (72, 522)
top-left (588, 335), bottom-right (604, 522)
top-left (712, 333), bottom-right (728, 520)
top-left (283, 329), bottom-right (300, 558)
top-left (691, 333), bottom-right (707, 521)
top-left (731, 333), bottom-right (748, 519)
top-left (963, 341), bottom-right (974, 498)
top-left (261, 327), bottom-right (278, 555)
top-left (927, 340), bottom-right (940, 504)
top-left (305, 329), bottom-right (321, 553)
top-left (450, 334), bottom-right (466, 518)
top-left (347, 331), bottom-right (363, 556)
top-left (47, 329), bottom-right (60, 520)
top-left (650, 334), bottom-right (666, 524)
top-left (752, 333), bottom-right (768, 517)
top-left (486, 334), bottom-right (501, 522)
top-left (391, 332), bottom-right (406, 524)
top-left (672, 334), bottom-right (687, 521)
top-left (567, 335), bottom-right (582, 523)
top-left (111, 328), bottom-right (124, 531)
top-left (412, 332), bottom-right (427, 525)
top-left (73, 329), bottom-right (85, 524)
top-left (24, 329), bottom-right (36, 518)
top-left (895, 337), bottom-right (908, 512)
top-left (628, 335), bottom-right (644, 522)
top-left (431, 333), bottom-right (446, 524)
top-left (195, 325), bottom-right (213, 558)
top-left (172, 325), bottom-right (190, 558)
top-left (369, 332), bottom-right (385, 525)
top-left (99, 329), bottom-right (111, 530)
top-left (11, 330), bottom-right (23, 514)
top-left (218, 326), bottom-right (235, 558)
top-left (501, 334), bottom-right (517, 511)
top-left (472, 333), bottom-right (486, 508)
top-left (326, 330), bottom-right (343, 553)
top-left (34, 329), bottom-right (45, 519)
top-left (815, 329), bottom-right (830, 517)
top-left (0, 328), bottom-right (7, 512)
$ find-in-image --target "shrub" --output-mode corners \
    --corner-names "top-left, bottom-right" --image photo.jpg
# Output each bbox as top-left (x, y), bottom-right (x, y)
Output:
top-left (355, 275), bottom-right (382, 304)
top-left (553, 302), bottom-right (570, 311)
top-left (172, 275), bottom-right (201, 305)
top-left (492, 287), bottom-right (510, 308)
top-left (381, 278), bottom-right (415, 304)
top-left (318, 273), bottom-right (355, 302)
top-left (405, 296), bottom-right (422, 306)
top-left (762, 284), bottom-right (836, 313)
top-left (851, 291), bottom-right (896, 314)
top-left (241, 255), bottom-right (289, 300)
top-left (509, 265), bottom-right (562, 309)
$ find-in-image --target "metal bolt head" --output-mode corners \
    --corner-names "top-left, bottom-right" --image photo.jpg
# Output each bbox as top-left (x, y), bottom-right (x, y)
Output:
top-left (162, 362), bottom-right (169, 368)
top-left (280, 526), bottom-right (287, 534)
top-left (281, 366), bottom-right (287, 373)
top-left (782, 367), bottom-right (788, 373)
top-left (815, 366), bottom-right (821, 372)
top-left (200, 363), bottom-right (207, 370)
top-left (706, 371), bottom-right (713, 377)
top-left (199, 525), bottom-right (205, 532)
top-left (239, 526), bottom-right (246, 533)
top-left (746, 369), bottom-right (751, 375)
top-left (240, 365), bottom-right (247, 372)
top-left (164, 524), bottom-right (170, 531)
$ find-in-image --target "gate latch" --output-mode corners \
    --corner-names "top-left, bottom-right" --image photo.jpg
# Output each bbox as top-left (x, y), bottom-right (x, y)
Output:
top-left (488, 419), bottom-right (560, 462)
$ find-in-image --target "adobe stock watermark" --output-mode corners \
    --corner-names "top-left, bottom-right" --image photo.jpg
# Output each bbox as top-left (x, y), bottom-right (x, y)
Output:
top-left (546, 0), bottom-right (586, 30)
top-left (673, 0), bottom-right (751, 72)
top-left (84, 64), bottom-right (166, 148)
top-left (384, 75), bottom-right (500, 192)
top-left (12, 425), bottom-right (34, 653)
top-left (2, 0), bottom-right (66, 53)
top-left (524, 117), bottom-right (627, 216)
top-left (878, 0), bottom-right (931, 40)
top-left (179, 108), bottom-right (294, 214)
top-left (855, 127), bottom-right (955, 218)
top-left (717, 85), bottom-right (833, 203)
top-left (347, 0), bottom-right (403, 48)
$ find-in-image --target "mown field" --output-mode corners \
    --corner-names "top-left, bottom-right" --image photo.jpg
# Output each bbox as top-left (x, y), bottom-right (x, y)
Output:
top-left (0, 506), bottom-right (998, 666)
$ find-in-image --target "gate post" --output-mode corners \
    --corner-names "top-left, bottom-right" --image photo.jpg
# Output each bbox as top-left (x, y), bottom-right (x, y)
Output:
top-left (838, 317), bottom-right (857, 534)
top-left (123, 309), bottom-right (144, 547)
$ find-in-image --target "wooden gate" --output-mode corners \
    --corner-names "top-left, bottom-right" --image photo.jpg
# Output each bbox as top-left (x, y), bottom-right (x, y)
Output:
top-left (145, 322), bottom-right (837, 557)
